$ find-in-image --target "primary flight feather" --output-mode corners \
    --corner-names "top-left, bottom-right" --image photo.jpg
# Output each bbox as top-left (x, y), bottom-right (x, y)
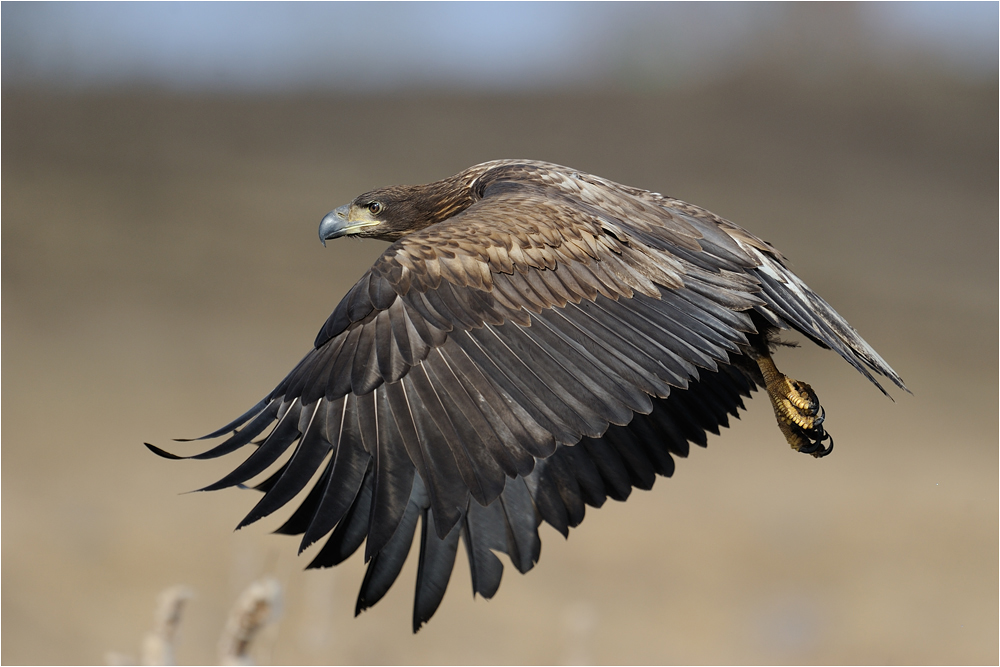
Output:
top-left (149, 160), bottom-right (905, 631)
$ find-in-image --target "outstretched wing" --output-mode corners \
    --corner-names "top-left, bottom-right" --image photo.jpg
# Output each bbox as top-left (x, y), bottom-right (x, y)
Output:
top-left (151, 162), bottom-right (902, 630)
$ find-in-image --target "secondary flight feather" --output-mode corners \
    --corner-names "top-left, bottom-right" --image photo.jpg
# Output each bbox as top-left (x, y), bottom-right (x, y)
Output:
top-left (148, 160), bottom-right (905, 631)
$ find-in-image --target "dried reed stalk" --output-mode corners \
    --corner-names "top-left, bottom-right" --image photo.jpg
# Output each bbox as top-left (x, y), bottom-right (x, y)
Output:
top-left (217, 577), bottom-right (283, 666)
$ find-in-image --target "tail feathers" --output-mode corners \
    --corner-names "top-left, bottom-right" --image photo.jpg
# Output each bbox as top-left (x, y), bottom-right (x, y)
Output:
top-left (749, 253), bottom-right (907, 395)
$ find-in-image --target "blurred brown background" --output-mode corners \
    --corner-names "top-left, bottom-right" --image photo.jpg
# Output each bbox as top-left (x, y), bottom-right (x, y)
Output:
top-left (3, 4), bottom-right (998, 665)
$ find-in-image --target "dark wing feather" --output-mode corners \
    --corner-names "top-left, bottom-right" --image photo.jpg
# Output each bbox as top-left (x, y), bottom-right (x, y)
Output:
top-left (356, 475), bottom-right (427, 615)
top-left (462, 499), bottom-right (508, 599)
top-left (237, 420), bottom-right (331, 528)
top-left (365, 387), bottom-right (416, 560)
top-left (413, 506), bottom-right (462, 632)
top-left (299, 397), bottom-right (370, 551)
top-left (307, 463), bottom-right (374, 568)
top-left (159, 160), bottom-right (904, 631)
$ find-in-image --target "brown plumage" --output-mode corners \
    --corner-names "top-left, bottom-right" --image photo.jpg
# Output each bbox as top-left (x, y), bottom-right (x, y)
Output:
top-left (148, 160), bottom-right (905, 631)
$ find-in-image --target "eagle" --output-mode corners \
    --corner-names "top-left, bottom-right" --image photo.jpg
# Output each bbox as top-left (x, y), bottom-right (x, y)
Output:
top-left (149, 160), bottom-right (905, 632)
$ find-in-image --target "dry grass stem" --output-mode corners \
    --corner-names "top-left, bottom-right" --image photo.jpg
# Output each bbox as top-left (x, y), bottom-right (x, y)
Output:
top-left (218, 578), bottom-right (283, 666)
top-left (141, 585), bottom-right (194, 666)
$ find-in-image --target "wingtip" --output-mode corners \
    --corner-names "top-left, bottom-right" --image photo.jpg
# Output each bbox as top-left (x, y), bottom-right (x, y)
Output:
top-left (172, 430), bottom-right (235, 443)
top-left (144, 442), bottom-right (184, 460)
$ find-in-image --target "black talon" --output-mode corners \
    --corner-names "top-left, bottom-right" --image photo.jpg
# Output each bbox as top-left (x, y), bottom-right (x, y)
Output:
top-left (791, 420), bottom-right (833, 458)
top-left (813, 405), bottom-right (826, 426)
top-left (813, 435), bottom-right (834, 458)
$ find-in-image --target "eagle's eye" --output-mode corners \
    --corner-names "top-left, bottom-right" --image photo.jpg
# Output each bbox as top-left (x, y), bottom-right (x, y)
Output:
top-left (366, 201), bottom-right (383, 215)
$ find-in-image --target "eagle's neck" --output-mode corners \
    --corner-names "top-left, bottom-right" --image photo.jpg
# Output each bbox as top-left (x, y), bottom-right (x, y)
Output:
top-left (411, 171), bottom-right (479, 225)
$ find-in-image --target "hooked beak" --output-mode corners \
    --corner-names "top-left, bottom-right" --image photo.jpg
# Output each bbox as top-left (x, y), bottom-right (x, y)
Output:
top-left (318, 204), bottom-right (380, 245)
top-left (318, 205), bottom-right (350, 246)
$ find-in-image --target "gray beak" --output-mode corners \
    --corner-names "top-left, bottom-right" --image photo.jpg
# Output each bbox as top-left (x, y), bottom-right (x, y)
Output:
top-left (318, 204), bottom-right (351, 246)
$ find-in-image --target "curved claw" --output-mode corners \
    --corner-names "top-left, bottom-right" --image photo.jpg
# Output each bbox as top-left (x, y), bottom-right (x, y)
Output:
top-left (802, 433), bottom-right (834, 458)
top-left (815, 436), bottom-right (834, 458)
top-left (794, 427), bottom-right (833, 458)
top-left (813, 404), bottom-right (826, 427)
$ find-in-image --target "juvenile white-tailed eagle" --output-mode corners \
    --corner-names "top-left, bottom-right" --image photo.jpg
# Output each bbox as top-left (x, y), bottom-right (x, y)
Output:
top-left (149, 160), bottom-right (905, 631)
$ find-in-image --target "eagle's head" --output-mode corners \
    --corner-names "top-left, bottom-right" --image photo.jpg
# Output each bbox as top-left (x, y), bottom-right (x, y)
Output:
top-left (319, 175), bottom-right (480, 244)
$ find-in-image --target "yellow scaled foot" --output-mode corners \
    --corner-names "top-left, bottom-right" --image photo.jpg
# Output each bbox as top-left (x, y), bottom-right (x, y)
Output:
top-left (755, 352), bottom-right (833, 458)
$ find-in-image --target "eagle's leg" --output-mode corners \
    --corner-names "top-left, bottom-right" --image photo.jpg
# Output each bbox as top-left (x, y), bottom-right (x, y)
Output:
top-left (752, 345), bottom-right (834, 458)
